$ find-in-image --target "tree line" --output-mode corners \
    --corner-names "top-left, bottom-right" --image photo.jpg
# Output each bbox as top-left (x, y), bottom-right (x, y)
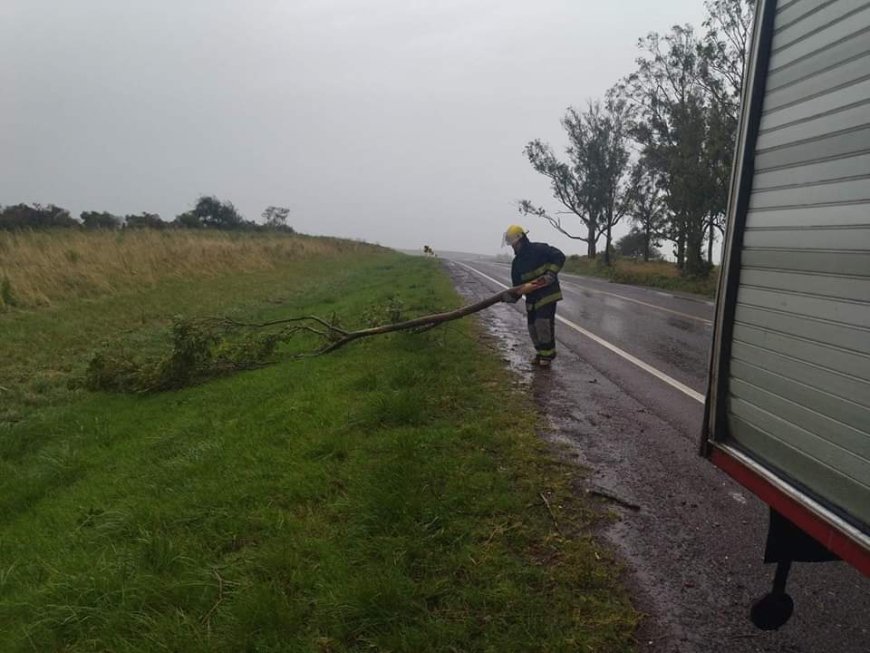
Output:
top-left (521, 0), bottom-right (754, 278)
top-left (0, 196), bottom-right (294, 233)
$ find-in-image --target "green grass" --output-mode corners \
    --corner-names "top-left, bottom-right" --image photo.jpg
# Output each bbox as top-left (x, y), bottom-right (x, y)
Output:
top-left (562, 255), bottom-right (718, 297)
top-left (0, 251), bottom-right (637, 651)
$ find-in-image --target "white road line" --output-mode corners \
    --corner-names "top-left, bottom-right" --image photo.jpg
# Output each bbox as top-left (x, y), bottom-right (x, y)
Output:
top-left (488, 261), bottom-right (712, 324)
top-left (557, 278), bottom-right (711, 325)
top-left (453, 260), bottom-right (706, 404)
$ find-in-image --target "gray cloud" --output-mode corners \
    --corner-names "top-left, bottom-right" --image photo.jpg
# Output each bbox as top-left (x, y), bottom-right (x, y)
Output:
top-left (1, 0), bottom-right (705, 255)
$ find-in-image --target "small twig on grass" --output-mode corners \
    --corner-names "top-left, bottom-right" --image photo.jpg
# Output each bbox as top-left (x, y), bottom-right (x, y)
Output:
top-left (587, 487), bottom-right (641, 511)
top-left (201, 570), bottom-right (225, 635)
top-left (539, 492), bottom-right (564, 537)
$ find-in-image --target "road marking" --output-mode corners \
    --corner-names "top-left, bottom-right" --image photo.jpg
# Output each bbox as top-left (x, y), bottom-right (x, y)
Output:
top-left (492, 261), bottom-right (712, 324)
top-left (557, 278), bottom-right (712, 325)
top-left (453, 260), bottom-right (706, 404)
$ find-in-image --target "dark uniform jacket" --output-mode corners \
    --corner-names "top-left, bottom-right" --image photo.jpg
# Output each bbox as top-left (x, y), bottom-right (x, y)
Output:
top-left (510, 240), bottom-right (566, 312)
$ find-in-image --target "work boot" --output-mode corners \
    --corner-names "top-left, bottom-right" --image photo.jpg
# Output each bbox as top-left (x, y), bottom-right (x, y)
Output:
top-left (529, 355), bottom-right (542, 366)
top-left (538, 358), bottom-right (552, 368)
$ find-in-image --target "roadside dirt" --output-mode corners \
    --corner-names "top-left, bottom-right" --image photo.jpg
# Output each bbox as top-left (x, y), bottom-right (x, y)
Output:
top-left (447, 262), bottom-right (870, 653)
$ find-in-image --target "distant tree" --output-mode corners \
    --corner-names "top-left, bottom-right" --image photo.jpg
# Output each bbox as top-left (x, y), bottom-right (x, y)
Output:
top-left (81, 211), bottom-right (122, 230)
top-left (624, 161), bottom-right (667, 262)
top-left (521, 95), bottom-right (632, 263)
top-left (124, 212), bottom-right (166, 229)
top-left (617, 229), bottom-right (663, 260)
top-left (520, 125), bottom-right (600, 256)
top-left (622, 25), bottom-right (719, 277)
top-left (698, 0), bottom-right (755, 126)
top-left (618, 1), bottom-right (754, 276)
top-left (262, 206), bottom-right (292, 230)
top-left (192, 195), bottom-right (244, 230)
top-left (698, 0), bottom-right (755, 263)
top-left (173, 211), bottom-right (203, 229)
top-left (0, 203), bottom-right (78, 230)
top-left (581, 94), bottom-right (633, 266)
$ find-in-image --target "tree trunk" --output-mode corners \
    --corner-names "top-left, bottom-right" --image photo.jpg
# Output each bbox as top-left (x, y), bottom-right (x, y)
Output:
top-left (707, 218), bottom-right (715, 264)
top-left (643, 222), bottom-right (651, 262)
top-left (586, 219), bottom-right (597, 258)
top-left (675, 233), bottom-right (685, 271)
top-left (684, 221), bottom-right (706, 278)
top-left (603, 224), bottom-right (613, 266)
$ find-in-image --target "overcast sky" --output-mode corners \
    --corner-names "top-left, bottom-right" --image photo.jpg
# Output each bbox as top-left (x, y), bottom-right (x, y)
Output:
top-left (1, 0), bottom-right (707, 256)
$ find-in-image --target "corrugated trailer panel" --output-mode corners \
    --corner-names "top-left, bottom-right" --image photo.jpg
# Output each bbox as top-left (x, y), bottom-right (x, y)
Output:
top-left (777, 0), bottom-right (858, 30)
top-left (758, 106), bottom-right (870, 148)
top-left (754, 156), bottom-right (870, 190)
top-left (734, 304), bottom-right (868, 353)
top-left (749, 176), bottom-right (870, 205)
top-left (730, 358), bottom-right (870, 425)
top-left (753, 126), bottom-right (870, 168)
top-left (766, 48), bottom-right (870, 104)
top-left (729, 411), bottom-right (868, 522)
top-left (741, 226), bottom-right (869, 249)
top-left (774, 1), bottom-right (869, 46)
top-left (760, 78), bottom-right (870, 129)
top-left (741, 248), bottom-right (870, 274)
top-left (726, 0), bottom-right (870, 534)
top-left (767, 4), bottom-right (870, 70)
top-left (738, 269), bottom-right (870, 301)
top-left (730, 341), bottom-right (870, 406)
top-left (732, 323), bottom-right (867, 380)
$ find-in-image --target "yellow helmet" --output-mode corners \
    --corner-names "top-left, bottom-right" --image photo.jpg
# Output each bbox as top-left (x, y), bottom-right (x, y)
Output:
top-left (503, 224), bottom-right (528, 246)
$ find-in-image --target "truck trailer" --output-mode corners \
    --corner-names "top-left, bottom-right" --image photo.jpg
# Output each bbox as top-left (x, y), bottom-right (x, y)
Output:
top-left (702, 0), bottom-right (870, 630)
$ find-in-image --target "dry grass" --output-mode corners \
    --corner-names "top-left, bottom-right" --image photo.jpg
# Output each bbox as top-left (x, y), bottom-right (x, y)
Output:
top-left (610, 258), bottom-right (681, 278)
top-left (562, 255), bottom-right (718, 297)
top-left (0, 229), bottom-right (376, 308)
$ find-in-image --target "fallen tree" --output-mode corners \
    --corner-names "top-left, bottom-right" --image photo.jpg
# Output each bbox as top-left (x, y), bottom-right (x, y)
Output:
top-left (85, 281), bottom-right (539, 393)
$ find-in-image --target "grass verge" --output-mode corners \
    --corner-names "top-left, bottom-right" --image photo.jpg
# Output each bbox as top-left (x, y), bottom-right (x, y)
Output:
top-left (562, 256), bottom-right (718, 297)
top-left (0, 229), bottom-right (376, 308)
top-left (0, 250), bottom-right (637, 651)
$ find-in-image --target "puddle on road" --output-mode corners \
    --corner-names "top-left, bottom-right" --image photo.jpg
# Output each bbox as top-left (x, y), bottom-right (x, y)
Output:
top-left (666, 314), bottom-right (710, 334)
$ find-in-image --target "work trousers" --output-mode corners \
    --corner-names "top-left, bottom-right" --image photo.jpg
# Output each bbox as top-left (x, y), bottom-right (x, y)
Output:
top-left (527, 303), bottom-right (557, 360)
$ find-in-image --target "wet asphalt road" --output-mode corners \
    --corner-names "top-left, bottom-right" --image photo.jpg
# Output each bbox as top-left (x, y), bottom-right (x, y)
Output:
top-left (444, 257), bottom-right (869, 653)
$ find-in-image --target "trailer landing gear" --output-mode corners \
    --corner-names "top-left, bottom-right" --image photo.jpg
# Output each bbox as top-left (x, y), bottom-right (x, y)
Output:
top-left (749, 509), bottom-right (840, 630)
top-left (750, 560), bottom-right (793, 630)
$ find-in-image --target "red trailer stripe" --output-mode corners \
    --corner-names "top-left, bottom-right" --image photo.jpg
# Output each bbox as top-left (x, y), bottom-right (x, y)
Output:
top-left (710, 448), bottom-right (870, 577)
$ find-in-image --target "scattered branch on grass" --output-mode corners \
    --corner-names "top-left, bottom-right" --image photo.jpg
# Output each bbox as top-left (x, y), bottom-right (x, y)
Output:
top-left (587, 487), bottom-right (641, 511)
top-left (206, 315), bottom-right (350, 337)
top-left (201, 570), bottom-right (226, 636)
top-left (85, 284), bottom-right (532, 394)
top-left (539, 492), bottom-right (564, 537)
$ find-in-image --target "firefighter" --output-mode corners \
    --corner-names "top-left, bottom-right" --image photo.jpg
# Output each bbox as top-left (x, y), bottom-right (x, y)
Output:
top-left (503, 224), bottom-right (566, 367)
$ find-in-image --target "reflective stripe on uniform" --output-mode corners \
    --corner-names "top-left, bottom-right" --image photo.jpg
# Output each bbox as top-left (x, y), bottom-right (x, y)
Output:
top-left (536, 347), bottom-right (556, 357)
top-left (527, 290), bottom-right (562, 311)
top-left (520, 263), bottom-right (562, 282)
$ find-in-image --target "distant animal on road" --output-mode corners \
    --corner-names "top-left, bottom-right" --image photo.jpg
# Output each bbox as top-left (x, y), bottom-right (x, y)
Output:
top-left (423, 245), bottom-right (437, 257)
